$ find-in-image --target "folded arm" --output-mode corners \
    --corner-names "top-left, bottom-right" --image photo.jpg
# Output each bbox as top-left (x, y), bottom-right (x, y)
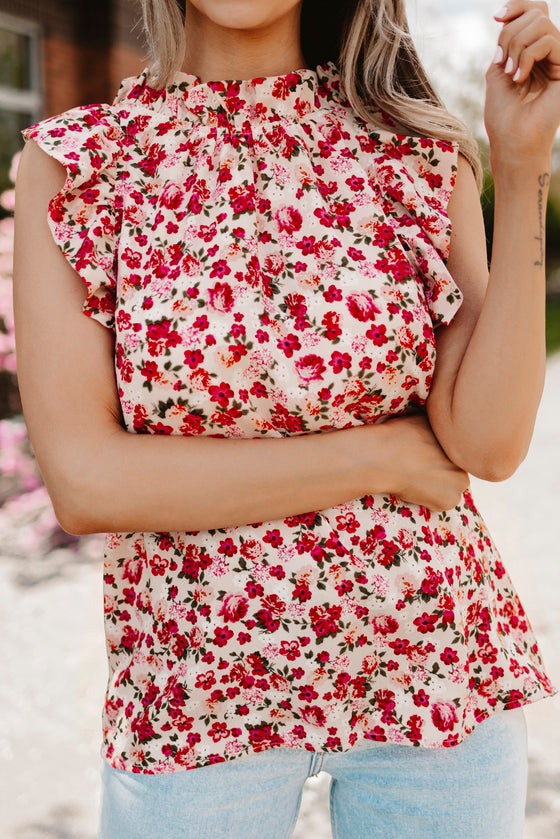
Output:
top-left (427, 153), bottom-right (547, 481)
top-left (13, 142), bottom-right (468, 535)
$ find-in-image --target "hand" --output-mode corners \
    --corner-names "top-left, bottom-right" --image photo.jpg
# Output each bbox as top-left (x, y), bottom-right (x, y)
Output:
top-left (371, 415), bottom-right (470, 512)
top-left (485, 1), bottom-right (560, 166)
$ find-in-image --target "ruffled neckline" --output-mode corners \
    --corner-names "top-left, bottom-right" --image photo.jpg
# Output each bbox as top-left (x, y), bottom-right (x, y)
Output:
top-left (115, 59), bottom-right (347, 122)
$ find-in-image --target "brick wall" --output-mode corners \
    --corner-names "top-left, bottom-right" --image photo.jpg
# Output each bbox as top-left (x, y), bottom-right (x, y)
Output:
top-left (0, 0), bottom-right (147, 114)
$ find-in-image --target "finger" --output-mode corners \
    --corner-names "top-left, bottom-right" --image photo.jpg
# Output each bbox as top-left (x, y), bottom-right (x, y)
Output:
top-left (494, 1), bottom-right (549, 23)
top-left (513, 34), bottom-right (560, 82)
top-left (497, 11), bottom-right (556, 74)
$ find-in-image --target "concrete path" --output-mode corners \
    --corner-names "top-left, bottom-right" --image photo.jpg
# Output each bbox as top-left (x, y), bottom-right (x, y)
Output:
top-left (1, 355), bottom-right (559, 838)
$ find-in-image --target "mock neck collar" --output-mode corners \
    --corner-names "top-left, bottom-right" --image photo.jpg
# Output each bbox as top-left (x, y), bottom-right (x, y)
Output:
top-left (117, 60), bottom-right (347, 122)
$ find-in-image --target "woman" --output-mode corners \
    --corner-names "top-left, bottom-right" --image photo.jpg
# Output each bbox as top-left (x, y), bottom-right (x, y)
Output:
top-left (12, 0), bottom-right (559, 836)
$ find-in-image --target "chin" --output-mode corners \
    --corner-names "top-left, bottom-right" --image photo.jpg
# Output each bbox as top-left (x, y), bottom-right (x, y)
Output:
top-left (189, 0), bottom-right (302, 30)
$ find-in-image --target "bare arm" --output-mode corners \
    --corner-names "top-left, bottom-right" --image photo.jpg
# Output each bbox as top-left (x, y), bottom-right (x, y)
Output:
top-left (13, 141), bottom-right (468, 535)
top-left (427, 0), bottom-right (560, 481)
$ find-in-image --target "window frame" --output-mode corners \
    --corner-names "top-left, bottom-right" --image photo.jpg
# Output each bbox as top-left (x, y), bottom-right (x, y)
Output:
top-left (0, 11), bottom-right (43, 122)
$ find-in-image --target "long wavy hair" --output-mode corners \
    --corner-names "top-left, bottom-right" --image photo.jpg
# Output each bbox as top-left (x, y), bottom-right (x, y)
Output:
top-left (139, 0), bottom-right (482, 186)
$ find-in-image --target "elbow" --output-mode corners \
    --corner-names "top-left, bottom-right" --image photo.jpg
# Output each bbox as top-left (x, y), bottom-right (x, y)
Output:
top-left (457, 442), bottom-right (529, 483)
top-left (54, 503), bottom-right (99, 536)
top-left (48, 457), bottom-right (108, 536)
top-left (52, 494), bottom-right (102, 536)
top-left (469, 460), bottom-right (519, 483)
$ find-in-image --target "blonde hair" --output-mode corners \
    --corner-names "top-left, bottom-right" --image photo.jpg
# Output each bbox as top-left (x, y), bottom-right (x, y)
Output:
top-left (139, 0), bottom-right (482, 186)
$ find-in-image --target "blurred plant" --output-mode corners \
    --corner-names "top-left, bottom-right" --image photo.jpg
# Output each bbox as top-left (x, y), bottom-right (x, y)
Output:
top-left (0, 152), bottom-right (94, 557)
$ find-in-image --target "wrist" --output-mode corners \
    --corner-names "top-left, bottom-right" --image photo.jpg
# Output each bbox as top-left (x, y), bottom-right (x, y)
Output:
top-left (490, 152), bottom-right (551, 188)
top-left (344, 421), bottom-right (399, 498)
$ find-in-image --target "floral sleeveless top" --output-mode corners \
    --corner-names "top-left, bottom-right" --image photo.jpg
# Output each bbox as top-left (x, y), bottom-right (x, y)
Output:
top-left (23, 60), bottom-right (554, 774)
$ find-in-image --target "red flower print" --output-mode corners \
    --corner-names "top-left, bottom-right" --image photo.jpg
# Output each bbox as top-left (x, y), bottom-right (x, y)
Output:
top-left (299, 705), bottom-right (326, 727)
top-left (426, 172), bottom-right (443, 190)
top-left (208, 281), bottom-right (234, 311)
top-left (209, 722), bottom-right (230, 742)
top-left (440, 647), bottom-right (460, 665)
top-left (195, 671), bottom-right (216, 690)
top-left (184, 349), bottom-right (204, 369)
top-left (431, 701), bottom-right (458, 732)
top-left (413, 612), bottom-right (438, 634)
top-left (121, 247), bottom-right (142, 269)
top-left (276, 334), bottom-right (301, 358)
top-left (275, 205), bottom-right (302, 233)
top-left (261, 594), bottom-right (286, 615)
top-left (346, 292), bottom-right (381, 322)
top-left (213, 627), bottom-right (234, 647)
top-left (131, 715), bottom-right (156, 743)
top-left (365, 726), bottom-right (387, 742)
top-left (371, 615), bottom-right (399, 636)
top-left (280, 641), bottom-right (301, 661)
top-left (413, 689), bottom-right (430, 707)
top-left (218, 594), bottom-right (249, 622)
top-left (122, 557), bottom-right (143, 586)
top-left (25, 63), bottom-right (551, 774)
top-left (366, 323), bottom-right (388, 346)
top-left (209, 381), bottom-right (234, 407)
top-left (328, 351), bottom-right (352, 373)
top-left (239, 539), bottom-right (263, 563)
top-left (295, 354), bottom-right (326, 383)
top-left (160, 182), bottom-right (185, 210)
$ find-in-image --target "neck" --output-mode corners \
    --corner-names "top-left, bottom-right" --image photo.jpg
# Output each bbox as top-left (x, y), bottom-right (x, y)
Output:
top-left (181, 2), bottom-right (308, 81)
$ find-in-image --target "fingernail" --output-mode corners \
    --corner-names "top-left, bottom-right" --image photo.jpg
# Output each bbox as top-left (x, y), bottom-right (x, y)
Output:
top-left (493, 45), bottom-right (504, 64)
top-left (505, 56), bottom-right (514, 73)
top-left (513, 67), bottom-right (521, 81)
top-left (494, 5), bottom-right (509, 18)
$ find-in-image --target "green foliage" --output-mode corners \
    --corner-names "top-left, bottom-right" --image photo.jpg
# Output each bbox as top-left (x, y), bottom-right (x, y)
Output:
top-left (546, 297), bottom-right (560, 356)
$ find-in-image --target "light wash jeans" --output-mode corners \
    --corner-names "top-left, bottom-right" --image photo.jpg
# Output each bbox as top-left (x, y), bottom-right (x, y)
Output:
top-left (98, 708), bottom-right (528, 839)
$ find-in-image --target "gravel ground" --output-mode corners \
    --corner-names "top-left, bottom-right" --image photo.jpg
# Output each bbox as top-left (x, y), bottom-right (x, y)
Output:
top-left (1, 354), bottom-right (559, 839)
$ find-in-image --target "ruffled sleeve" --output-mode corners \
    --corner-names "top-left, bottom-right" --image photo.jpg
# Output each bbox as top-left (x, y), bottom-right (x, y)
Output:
top-left (373, 133), bottom-right (463, 328)
top-left (22, 105), bottom-right (124, 330)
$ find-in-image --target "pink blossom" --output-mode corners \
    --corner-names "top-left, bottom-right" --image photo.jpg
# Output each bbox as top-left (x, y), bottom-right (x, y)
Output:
top-left (295, 353), bottom-right (326, 383)
top-left (218, 593), bottom-right (249, 622)
top-left (431, 701), bottom-right (458, 732)
top-left (346, 292), bottom-right (381, 322)
top-left (275, 205), bottom-right (302, 233)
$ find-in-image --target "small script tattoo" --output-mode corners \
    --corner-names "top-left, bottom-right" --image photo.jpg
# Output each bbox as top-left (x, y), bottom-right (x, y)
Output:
top-left (534, 172), bottom-right (550, 267)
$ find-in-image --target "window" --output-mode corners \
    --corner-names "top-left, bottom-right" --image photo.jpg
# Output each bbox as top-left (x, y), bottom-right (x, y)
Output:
top-left (0, 12), bottom-right (42, 194)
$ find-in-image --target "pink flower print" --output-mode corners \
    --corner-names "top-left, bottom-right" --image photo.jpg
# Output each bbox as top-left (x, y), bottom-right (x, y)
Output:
top-left (218, 594), bottom-right (249, 622)
top-left (346, 292), bottom-right (381, 322)
top-left (299, 705), bottom-right (327, 727)
top-left (275, 205), bottom-right (302, 233)
top-left (371, 615), bottom-right (399, 636)
top-left (182, 252), bottom-right (202, 276)
top-left (263, 252), bottom-right (286, 276)
top-left (295, 353), bottom-right (326, 383)
top-left (160, 183), bottom-right (185, 210)
top-left (209, 259), bottom-right (232, 280)
top-left (431, 701), bottom-right (458, 732)
top-left (314, 238), bottom-right (337, 262)
top-left (413, 612), bottom-right (438, 634)
top-left (208, 281), bottom-right (234, 312)
top-left (366, 323), bottom-right (388, 346)
top-left (122, 557), bottom-right (144, 585)
top-left (189, 626), bottom-right (204, 648)
top-left (121, 247), bottom-right (142, 269)
top-left (240, 539), bottom-right (264, 563)
top-left (277, 333), bottom-right (301, 358)
top-left (329, 351), bottom-right (352, 374)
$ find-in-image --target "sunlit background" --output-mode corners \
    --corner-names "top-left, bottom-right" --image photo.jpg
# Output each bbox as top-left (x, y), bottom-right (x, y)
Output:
top-left (0, 1), bottom-right (559, 837)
